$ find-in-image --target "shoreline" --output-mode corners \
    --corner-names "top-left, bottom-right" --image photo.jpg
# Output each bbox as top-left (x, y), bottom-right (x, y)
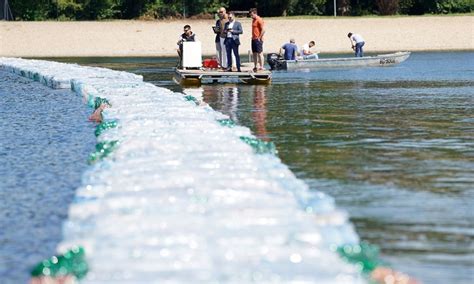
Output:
top-left (1, 16), bottom-right (473, 57)
top-left (25, 49), bottom-right (473, 59)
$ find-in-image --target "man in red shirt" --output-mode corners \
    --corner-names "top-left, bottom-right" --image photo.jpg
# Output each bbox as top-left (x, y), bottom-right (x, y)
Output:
top-left (250, 8), bottom-right (265, 72)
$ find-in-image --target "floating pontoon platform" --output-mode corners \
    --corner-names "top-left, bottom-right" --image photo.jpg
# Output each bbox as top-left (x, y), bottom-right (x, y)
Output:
top-left (174, 67), bottom-right (272, 85)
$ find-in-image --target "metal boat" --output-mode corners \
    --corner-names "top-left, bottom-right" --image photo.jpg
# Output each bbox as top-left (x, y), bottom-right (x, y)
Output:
top-left (267, 51), bottom-right (411, 70)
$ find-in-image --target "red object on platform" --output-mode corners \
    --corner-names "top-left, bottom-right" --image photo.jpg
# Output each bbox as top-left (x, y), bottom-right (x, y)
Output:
top-left (203, 58), bottom-right (219, 68)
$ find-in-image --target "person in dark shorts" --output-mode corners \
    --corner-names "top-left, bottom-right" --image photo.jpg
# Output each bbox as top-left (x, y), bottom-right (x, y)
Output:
top-left (250, 8), bottom-right (265, 72)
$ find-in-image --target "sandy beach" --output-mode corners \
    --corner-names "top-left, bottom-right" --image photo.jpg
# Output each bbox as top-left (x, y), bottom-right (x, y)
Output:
top-left (0, 16), bottom-right (473, 57)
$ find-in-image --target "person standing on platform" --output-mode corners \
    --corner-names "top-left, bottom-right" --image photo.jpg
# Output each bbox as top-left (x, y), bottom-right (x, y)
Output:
top-left (249, 8), bottom-right (265, 72)
top-left (214, 7), bottom-right (228, 69)
top-left (224, 12), bottom-right (243, 72)
top-left (348, 32), bottom-right (365, 57)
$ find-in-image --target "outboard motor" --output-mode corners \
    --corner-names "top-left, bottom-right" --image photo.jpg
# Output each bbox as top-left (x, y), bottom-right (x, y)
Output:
top-left (267, 53), bottom-right (284, 70)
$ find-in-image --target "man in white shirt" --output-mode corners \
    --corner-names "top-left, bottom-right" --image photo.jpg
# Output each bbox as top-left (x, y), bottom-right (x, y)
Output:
top-left (300, 41), bottom-right (318, 60)
top-left (348, 32), bottom-right (365, 57)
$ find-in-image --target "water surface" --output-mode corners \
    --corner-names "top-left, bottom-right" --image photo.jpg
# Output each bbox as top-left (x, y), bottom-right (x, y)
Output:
top-left (0, 70), bottom-right (95, 283)
top-left (36, 52), bottom-right (474, 283)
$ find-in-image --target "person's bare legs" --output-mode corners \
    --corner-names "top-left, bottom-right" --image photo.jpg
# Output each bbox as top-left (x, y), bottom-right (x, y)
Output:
top-left (253, 52), bottom-right (258, 71)
top-left (258, 52), bottom-right (264, 70)
top-left (253, 52), bottom-right (264, 71)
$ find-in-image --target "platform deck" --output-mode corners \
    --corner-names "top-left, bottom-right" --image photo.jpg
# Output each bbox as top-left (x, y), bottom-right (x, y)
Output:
top-left (174, 66), bottom-right (272, 85)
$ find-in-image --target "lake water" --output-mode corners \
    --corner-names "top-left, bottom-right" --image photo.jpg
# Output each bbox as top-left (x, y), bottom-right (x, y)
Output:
top-left (1, 52), bottom-right (472, 283)
top-left (0, 71), bottom-right (96, 283)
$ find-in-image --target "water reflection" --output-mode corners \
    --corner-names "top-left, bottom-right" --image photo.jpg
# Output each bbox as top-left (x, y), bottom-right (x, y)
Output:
top-left (184, 85), bottom-right (269, 140)
top-left (49, 52), bottom-right (474, 284)
top-left (217, 86), bottom-right (239, 123)
top-left (0, 70), bottom-right (95, 283)
top-left (182, 53), bottom-right (474, 284)
top-left (251, 85), bottom-right (269, 141)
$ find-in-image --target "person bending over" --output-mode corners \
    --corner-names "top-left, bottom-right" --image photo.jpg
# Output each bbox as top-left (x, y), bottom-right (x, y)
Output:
top-left (348, 32), bottom-right (365, 57)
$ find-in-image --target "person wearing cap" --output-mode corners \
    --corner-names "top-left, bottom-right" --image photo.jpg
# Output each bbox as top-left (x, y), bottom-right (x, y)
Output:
top-left (279, 38), bottom-right (298, 60)
top-left (348, 32), bottom-right (365, 57)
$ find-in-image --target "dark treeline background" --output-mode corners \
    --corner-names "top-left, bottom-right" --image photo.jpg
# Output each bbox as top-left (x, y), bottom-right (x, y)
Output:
top-left (8, 0), bottom-right (473, 20)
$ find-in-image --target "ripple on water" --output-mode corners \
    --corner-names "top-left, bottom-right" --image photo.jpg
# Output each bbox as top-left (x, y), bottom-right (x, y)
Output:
top-left (0, 70), bottom-right (96, 283)
top-left (46, 52), bottom-right (474, 283)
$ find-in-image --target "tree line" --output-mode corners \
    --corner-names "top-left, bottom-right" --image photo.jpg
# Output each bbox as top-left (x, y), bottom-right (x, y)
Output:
top-left (8, 0), bottom-right (473, 21)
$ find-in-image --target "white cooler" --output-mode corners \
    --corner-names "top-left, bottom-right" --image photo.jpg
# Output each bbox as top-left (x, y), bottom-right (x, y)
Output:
top-left (182, 41), bottom-right (202, 68)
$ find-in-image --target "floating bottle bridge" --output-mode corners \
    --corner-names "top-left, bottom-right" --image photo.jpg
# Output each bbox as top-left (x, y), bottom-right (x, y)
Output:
top-left (0, 57), bottom-right (382, 283)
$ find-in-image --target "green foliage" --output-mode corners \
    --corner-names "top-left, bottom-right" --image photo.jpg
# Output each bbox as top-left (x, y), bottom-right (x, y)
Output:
top-left (288, 0), bottom-right (326, 16)
top-left (402, 0), bottom-right (473, 14)
top-left (83, 0), bottom-right (121, 20)
top-left (10, 0), bottom-right (51, 20)
top-left (186, 0), bottom-right (227, 16)
top-left (140, 1), bottom-right (178, 19)
top-left (119, 0), bottom-right (149, 18)
top-left (138, 0), bottom-right (228, 19)
top-left (349, 0), bottom-right (377, 15)
top-left (335, 0), bottom-right (351, 15)
top-left (431, 0), bottom-right (473, 13)
top-left (7, 0), bottom-right (473, 20)
top-left (376, 0), bottom-right (399, 15)
top-left (257, 0), bottom-right (291, 16)
top-left (56, 0), bottom-right (84, 20)
top-left (399, 0), bottom-right (415, 14)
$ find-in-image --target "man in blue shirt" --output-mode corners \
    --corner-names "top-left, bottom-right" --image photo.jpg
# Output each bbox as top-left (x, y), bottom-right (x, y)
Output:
top-left (279, 38), bottom-right (298, 60)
